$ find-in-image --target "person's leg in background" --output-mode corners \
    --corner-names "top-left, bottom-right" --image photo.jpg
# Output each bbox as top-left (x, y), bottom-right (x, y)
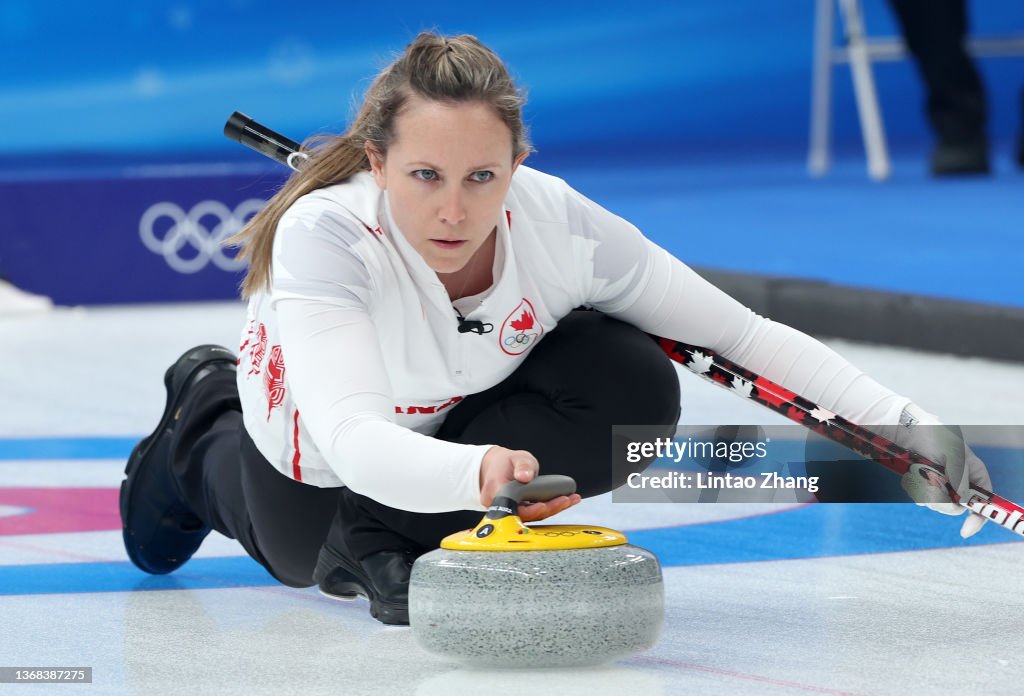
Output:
top-left (314, 311), bottom-right (682, 624)
top-left (1018, 86), bottom-right (1024, 167)
top-left (887, 0), bottom-right (989, 175)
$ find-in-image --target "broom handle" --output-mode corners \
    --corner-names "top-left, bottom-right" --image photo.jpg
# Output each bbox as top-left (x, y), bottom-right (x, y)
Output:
top-left (658, 338), bottom-right (1024, 537)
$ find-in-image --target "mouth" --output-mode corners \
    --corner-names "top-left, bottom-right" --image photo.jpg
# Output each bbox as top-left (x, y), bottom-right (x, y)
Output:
top-left (429, 239), bottom-right (468, 250)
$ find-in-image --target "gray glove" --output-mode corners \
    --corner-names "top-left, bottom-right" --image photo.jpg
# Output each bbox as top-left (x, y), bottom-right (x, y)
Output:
top-left (890, 403), bottom-right (991, 538)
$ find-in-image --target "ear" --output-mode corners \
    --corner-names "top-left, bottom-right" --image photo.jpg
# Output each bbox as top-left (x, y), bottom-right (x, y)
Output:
top-left (365, 143), bottom-right (387, 189)
top-left (510, 150), bottom-right (529, 177)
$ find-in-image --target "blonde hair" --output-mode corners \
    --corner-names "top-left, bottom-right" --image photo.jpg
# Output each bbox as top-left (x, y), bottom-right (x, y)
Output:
top-left (230, 32), bottom-right (532, 297)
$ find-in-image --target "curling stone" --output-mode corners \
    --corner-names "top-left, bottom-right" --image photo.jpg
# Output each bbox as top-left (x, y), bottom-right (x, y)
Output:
top-left (409, 475), bottom-right (663, 667)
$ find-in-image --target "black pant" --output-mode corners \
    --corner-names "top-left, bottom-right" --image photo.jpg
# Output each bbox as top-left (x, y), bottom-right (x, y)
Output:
top-left (170, 311), bottom-right (680, 588)
top-left (887, 0), bottom-right (987, 146)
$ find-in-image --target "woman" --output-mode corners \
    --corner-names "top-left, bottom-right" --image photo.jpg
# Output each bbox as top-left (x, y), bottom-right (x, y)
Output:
top-left (120, 32), bottom-right (990, 626)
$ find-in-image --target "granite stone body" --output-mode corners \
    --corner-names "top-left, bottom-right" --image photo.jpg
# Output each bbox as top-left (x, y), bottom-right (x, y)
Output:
top-left (409, 544), bottom-right (664, 667)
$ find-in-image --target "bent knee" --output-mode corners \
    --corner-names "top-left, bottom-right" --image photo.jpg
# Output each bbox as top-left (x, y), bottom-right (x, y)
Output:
top-left (533, 312), bottom-right (680, 426)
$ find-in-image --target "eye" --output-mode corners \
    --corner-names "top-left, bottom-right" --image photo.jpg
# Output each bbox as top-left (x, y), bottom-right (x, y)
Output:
top-left (469, 171), bottom-right (494, 183)
top-left (412, 169), bottom-right (438, 182)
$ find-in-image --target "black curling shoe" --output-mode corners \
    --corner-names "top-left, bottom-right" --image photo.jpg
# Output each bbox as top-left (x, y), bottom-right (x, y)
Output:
top-left (313, 541), bottom-right (416, 626)
top-left (120, 344), bottom-right (237, 574)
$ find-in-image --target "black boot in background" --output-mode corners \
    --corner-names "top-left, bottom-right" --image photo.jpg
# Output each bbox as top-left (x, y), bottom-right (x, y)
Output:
top-left (1017, 87), bottom-right (1024, 167)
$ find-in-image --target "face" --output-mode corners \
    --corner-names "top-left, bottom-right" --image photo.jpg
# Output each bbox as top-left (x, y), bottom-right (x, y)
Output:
top-left (366, 96), bottom-right (527, 275)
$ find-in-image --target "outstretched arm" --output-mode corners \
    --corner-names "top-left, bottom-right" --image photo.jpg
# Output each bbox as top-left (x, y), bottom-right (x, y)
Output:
top-left (564, 182), bottom-right (991, 536)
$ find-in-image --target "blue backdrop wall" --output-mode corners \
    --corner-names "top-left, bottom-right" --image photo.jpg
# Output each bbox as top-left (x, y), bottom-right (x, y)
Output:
top-left (1, 1), bottom-right (1022, 306)
top-left (3, 0), bottom-right (1022, 162)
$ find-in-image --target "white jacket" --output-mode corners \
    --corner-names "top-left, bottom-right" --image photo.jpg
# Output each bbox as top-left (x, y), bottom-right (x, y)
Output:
top-left (237, 166), bottom-right (908, 512)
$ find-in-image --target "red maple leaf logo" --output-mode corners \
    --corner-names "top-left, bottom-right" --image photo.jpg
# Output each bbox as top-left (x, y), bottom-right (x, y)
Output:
top-left (510, 310), bottom-right (534, 332)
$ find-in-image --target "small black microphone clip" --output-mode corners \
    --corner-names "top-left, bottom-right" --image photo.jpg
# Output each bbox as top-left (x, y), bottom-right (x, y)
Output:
top-left (454, 308), bottom-right (494, 335)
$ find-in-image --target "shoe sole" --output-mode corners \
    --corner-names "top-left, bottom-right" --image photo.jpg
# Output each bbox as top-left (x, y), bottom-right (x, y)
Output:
top-left (315, 546), bottom-right (409, 626)
top-left (120, 345), bottom-right (235, 574)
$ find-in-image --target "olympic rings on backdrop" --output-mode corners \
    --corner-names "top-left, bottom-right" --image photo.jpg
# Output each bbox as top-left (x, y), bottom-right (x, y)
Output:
top-left (139, 199), bottom-right (266, 274)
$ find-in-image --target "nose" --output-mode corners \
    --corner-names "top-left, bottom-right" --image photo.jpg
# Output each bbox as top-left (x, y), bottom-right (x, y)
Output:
top-left (437, 185), bottom-right (466, 226)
